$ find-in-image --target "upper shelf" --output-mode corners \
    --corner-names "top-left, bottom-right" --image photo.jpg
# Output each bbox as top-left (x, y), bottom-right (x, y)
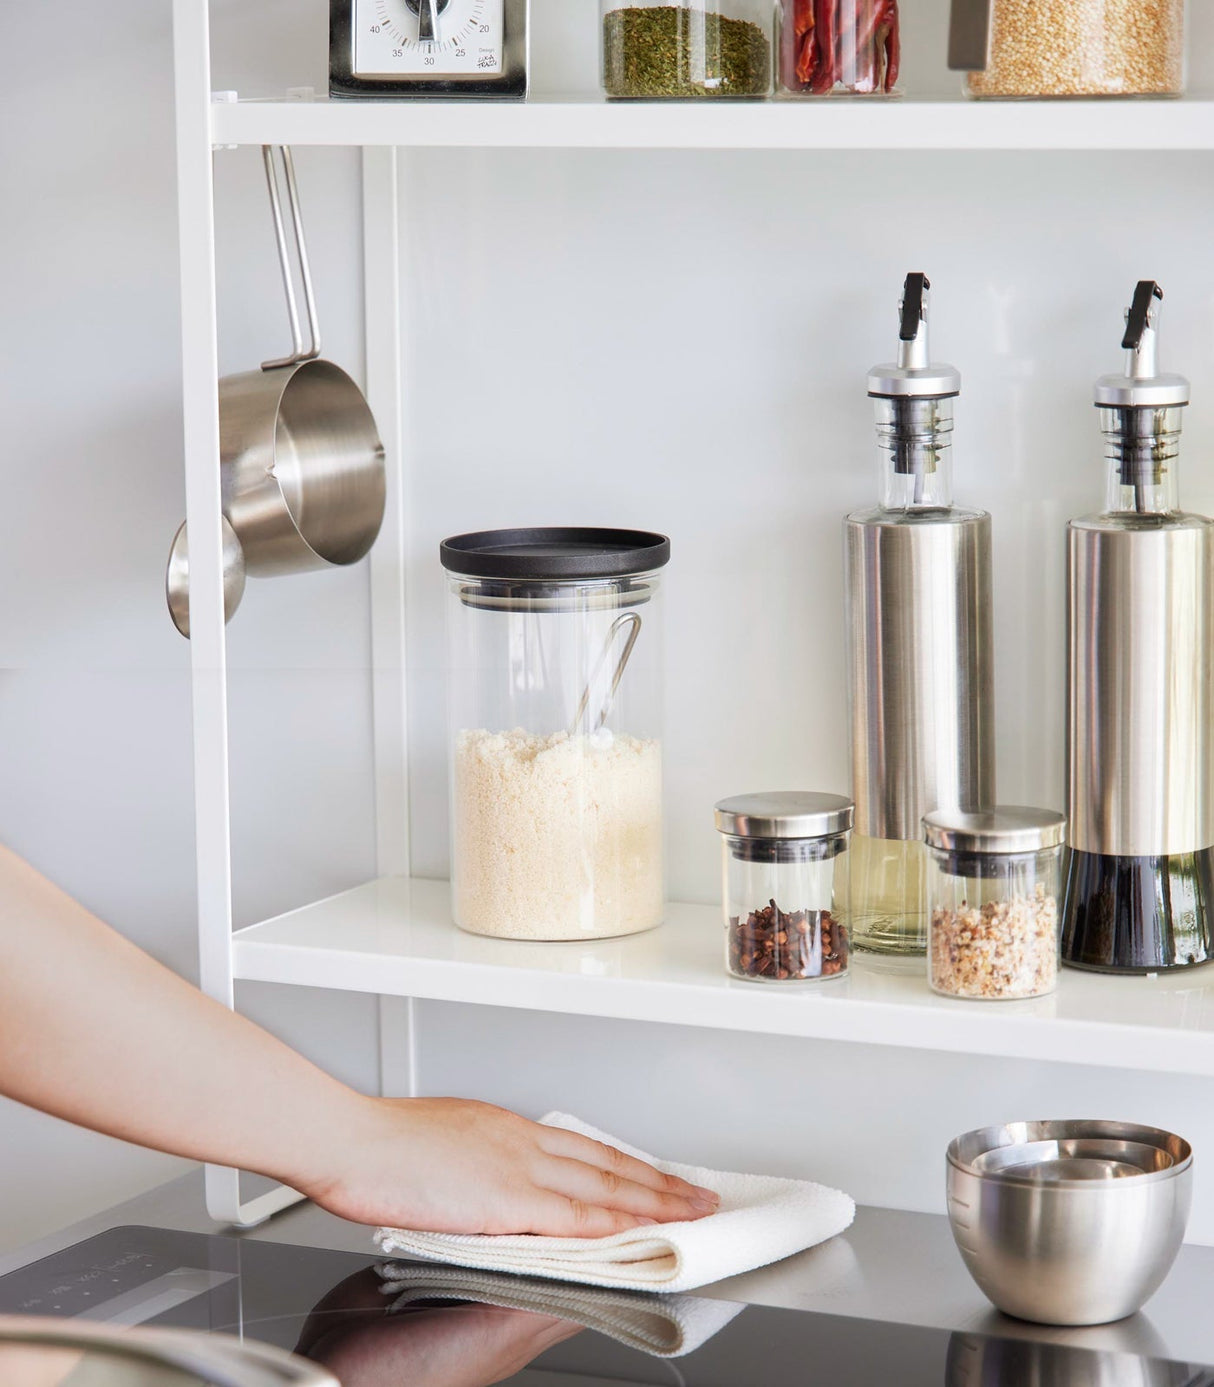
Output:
top-left (233, 875), bottom-right (1214, 1077)
top-left (209, 93), bottom-right (1214, 151)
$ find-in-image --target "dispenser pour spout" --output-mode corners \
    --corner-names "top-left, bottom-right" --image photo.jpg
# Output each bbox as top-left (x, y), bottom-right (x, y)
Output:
top-left (1122, 279), bottom-right (1163, 382)
top-left (867, 272), bottom-right (960, 511)
top-left (1094, 279), bottom-right (1189, 515)
top-left (898, 271), bottom-right (931, 373)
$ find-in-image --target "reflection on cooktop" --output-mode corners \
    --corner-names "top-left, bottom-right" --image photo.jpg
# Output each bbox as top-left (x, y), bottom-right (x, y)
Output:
top-left (0, 1227), bottom-right (1210, 1387)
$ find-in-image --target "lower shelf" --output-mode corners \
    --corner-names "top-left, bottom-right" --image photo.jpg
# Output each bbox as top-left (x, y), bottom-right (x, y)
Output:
top-left (231, 876), bottom-right (1214, 1076)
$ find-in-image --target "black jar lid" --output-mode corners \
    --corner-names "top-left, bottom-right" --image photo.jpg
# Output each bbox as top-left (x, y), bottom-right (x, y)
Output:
top-left (440, 528), bottom-right (671, 581)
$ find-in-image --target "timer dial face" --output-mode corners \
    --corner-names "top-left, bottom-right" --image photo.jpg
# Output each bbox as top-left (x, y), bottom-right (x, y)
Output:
top-left (354, 0), bottom-right (504, 77)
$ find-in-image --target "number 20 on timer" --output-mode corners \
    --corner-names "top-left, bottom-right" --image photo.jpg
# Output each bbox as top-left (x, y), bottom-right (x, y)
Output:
top-left (329, 0), bottom-right (528, 99)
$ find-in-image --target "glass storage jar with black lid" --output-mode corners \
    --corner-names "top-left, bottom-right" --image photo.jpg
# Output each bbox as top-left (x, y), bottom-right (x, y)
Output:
top-left (777, 0), bottom-right (901, 97)
top-left (442, 528), bottom-right (668, 942)
top-left (949, 0), bottom-right (1185, 99)
top-left (924, 807), bottom-right (1066, 1001)
top-left (714, 792), bottom-right (853, 982)
top-left (601, 0), bottom-right (772, 99)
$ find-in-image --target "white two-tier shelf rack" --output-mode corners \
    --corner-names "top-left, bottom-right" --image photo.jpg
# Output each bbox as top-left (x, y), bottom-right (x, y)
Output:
top-left (174, 0), bottom-right (1214, 1228)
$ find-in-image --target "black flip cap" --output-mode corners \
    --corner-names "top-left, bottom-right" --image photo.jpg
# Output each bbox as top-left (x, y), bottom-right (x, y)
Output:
top-left (900, 272), bottom-right (930, 342)
top-left (1122, 281), bottom-right (1163, 352)
top-left (440, 527), bottom-right (671, 581)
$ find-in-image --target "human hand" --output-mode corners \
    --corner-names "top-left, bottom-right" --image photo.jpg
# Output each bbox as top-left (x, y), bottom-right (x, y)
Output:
top-left (295, 1267), bottom-right (581, 1387)
top-left (298, 1097), bottom-right (719, 1236)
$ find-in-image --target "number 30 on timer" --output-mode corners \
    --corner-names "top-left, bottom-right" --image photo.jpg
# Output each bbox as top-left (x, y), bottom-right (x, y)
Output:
top-left (330, 0), bottom-right (528, 98)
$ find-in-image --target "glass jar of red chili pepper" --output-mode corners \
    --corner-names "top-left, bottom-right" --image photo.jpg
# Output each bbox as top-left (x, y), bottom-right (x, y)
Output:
top-left (714, 792), bottom-right (853, 983)
top-left (776, 0), bottom-right (901, 96)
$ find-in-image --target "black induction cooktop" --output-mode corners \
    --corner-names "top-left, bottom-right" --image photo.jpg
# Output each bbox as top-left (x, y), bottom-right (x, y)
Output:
top-left (1, 1226), bottom-right (1210, 1387)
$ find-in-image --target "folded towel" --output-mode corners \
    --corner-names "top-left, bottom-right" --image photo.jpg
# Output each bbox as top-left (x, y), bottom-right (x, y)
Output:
top-left (375, 1261), bottom-right (744, 1358)
top-left (375, 1113), bottom-right (855, 1294)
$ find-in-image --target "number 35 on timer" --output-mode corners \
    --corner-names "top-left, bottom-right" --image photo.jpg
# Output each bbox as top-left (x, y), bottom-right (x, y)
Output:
top-left (330, 0), bottom-right (528, 98)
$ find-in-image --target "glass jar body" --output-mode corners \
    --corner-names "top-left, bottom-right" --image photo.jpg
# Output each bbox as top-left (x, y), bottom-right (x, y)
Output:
top-left (928, 845), bottom-right (1062, 999)
top-left (776, 0), bottom-right (901, 97)
top-left (446, 571), bottom-right (664, 941)
top-left (722, 832), bottom-right (850, 981)
top-left (965, 0), bottom-right (1185, 100)
top-left (601, 0), bottom-right (772, 99)
top-left (846, 833), bottom-right (928, 955)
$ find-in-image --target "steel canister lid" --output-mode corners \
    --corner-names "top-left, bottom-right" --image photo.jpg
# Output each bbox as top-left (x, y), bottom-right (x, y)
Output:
top-left (923, 806), bottom-right (1067, 855)
top-left (714, 791), bottom-right (854, 841)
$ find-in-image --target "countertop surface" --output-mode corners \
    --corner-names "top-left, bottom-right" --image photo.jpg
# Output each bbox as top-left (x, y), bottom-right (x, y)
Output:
top-left (4, 1171), bottom-right (1214, 1364)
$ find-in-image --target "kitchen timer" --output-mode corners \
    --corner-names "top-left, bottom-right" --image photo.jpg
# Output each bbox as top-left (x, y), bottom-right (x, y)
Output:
top-left (330, 0), bottom-right (527, 98)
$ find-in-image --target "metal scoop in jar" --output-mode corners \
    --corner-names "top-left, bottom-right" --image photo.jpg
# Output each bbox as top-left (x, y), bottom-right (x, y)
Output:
top-left (569, 612), bottom-right (641, 736)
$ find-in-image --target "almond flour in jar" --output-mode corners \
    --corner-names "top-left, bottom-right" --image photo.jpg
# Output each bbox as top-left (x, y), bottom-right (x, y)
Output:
top-left (453, 727), bottom-right (663, 940)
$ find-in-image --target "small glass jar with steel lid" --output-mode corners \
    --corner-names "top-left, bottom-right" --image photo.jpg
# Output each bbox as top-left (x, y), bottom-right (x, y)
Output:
top-left (924, 807), bottom-right (1067, 1001)
top-left (714, 792), bottom-right (853, 983)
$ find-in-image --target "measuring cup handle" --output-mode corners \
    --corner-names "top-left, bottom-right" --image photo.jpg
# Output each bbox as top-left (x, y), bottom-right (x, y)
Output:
top-left (261, 145), bottom-right (322, 371)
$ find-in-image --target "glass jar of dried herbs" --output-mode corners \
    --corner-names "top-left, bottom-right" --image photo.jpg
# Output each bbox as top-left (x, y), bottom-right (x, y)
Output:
top-left (602, 1), bottom-right (772, 99)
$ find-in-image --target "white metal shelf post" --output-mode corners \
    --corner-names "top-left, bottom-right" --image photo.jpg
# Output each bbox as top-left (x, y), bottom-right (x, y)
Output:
top-left (361, 142), bottom-right (419, 1100)
top-left (172, 0), bottom-right (305, 1228)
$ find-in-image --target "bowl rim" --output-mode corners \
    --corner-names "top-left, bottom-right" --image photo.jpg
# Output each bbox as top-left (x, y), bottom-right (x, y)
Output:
top-left (947, 1119), bottom-right (1193, 1188)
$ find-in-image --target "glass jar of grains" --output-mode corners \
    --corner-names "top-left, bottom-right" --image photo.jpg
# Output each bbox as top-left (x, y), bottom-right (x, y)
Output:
top-left (714, 792), bottom-right (853, 983)
top-left (601, 0), bottom-right (772, 99)
top-left (950, 0), bottom-right (1185, 99)
top-left (777, 0), bottom-right (902, 97)
top-left (442, 528), bottom-right (668, 942)
top-left (924, 808), bottom-right (1067, 1001)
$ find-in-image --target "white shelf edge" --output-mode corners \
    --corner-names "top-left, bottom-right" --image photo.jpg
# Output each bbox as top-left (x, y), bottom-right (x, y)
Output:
top-left (208, 94), bottom-right (1214, 151)
top-left (231, 876), bottom-right (1214, 1078)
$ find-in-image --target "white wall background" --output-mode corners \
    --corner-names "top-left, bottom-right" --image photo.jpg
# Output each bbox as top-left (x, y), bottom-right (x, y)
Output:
top-left (6, 0), bottom-right (1214, 1253)
top-left (0, 0), bottom-right (379, 1252)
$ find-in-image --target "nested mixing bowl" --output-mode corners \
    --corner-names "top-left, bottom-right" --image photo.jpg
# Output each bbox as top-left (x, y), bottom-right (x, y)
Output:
top-left (946, 1120), bottom-right (1192, 1325)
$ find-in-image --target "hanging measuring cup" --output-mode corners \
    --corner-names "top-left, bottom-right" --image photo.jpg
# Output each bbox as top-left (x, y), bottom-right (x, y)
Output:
top-left (222, 145), bottom-right (385, 575)
top-left (166, 145), bottom-right (385, 635)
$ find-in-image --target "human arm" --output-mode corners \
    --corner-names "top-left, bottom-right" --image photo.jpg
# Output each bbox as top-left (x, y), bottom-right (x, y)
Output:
top-left (0, 845), bottom-right (717, 1234)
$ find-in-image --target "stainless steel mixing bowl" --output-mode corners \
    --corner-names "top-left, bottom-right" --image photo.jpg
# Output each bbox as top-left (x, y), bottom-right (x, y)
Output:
top-left (946, 1121), bottom-right (1193, 1326)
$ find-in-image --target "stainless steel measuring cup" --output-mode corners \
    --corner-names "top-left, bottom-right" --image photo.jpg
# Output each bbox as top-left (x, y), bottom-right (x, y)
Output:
top-left (165, 516), bottom-right (246, 639)
top-left (166, 145), bottom-right (385, 635)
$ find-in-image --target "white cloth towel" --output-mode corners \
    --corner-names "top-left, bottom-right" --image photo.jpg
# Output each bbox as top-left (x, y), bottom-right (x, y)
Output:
top-left (375, 1113), bottom-right (855, 1294)
top-left (375, 1262), bottom-right (744, 1358)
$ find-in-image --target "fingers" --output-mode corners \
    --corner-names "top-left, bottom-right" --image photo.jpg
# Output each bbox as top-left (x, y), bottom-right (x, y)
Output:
top-left (537, 1127), bottom-right (719, 1207)
top-left (523, 1190), bottom-right (672, 1239)
top-left (537, 1155), bottom-right (717, 1225)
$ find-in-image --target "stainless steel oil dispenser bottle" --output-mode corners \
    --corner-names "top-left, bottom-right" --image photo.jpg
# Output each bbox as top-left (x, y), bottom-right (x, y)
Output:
top-left (1062, 281), bottom-right (1214, 972)
top-left (845, 273), bottom-right (995, 955)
